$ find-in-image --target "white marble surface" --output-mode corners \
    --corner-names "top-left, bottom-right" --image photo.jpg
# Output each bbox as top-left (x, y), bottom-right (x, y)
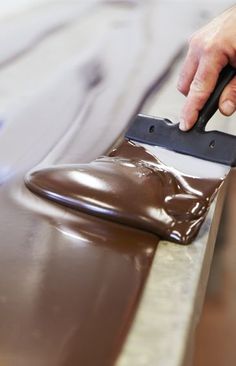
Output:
top-left (0, 2), bottom-right (233, 365)
top-left (0, 0), bottom-right (191, 182)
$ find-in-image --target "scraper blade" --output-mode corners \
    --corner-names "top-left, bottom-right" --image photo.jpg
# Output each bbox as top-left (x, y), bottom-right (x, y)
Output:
top-left (126, 64), bottom-right (236, 179)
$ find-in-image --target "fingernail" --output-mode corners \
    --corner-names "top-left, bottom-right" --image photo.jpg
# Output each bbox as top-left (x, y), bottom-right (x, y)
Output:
top-left (221, 100), bottom-right (235, 116)
top-left (179, 118), bottom-right (188, 131)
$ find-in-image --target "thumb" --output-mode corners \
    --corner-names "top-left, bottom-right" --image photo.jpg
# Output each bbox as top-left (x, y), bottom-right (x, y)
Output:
top-left (219, 75), bottom-right (236, 116)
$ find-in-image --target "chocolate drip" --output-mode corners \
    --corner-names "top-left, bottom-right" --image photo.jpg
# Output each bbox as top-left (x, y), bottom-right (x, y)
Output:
top-left (25, 140), bottom-right (223, 244)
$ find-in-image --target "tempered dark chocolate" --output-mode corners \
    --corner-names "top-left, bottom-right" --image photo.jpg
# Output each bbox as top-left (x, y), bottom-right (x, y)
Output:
top-left (25, 140), bottom-right (223, 244)
top-left (0, 187), bottom-right (158, 365)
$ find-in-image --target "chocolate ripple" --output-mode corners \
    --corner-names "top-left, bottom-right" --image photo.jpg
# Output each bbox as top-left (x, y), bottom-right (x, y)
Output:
top-left (25, 140), bottom-right (223, 244)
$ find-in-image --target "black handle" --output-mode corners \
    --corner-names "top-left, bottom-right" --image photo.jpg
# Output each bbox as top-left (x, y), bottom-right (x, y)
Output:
top-left (195, 64), bottom-right (236, 131)
top-left (125, 63), bottom-right (236, 166)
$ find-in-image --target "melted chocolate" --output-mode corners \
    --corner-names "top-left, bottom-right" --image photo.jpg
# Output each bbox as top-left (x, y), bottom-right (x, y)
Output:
top-left (0, 181), bottom-right (158, 365)
top-left (25, 140), bottom-right (223, 244)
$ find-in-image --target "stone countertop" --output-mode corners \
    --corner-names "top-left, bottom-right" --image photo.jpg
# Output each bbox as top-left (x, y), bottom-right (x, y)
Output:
top-left (117, 189), bottom-right (226, 366)
top-left (117, 56), bottom-right (233, 366)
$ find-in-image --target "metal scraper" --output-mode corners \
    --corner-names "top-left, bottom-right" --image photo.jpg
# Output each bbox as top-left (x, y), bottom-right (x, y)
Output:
top-left (126, 64), bottom-right (236, 179)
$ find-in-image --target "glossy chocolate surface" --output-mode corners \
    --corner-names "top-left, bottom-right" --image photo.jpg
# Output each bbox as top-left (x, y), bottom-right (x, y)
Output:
top-left (0, 179), bottom-right (157, 365)
top-left (25, 140), bottom-right (223, 244)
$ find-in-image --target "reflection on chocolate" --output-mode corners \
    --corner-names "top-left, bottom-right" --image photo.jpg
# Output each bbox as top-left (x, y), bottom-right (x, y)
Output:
top-left (0, 187), bottom-right (158, 365)
top-left (25, 140), bottom-right (223, 244)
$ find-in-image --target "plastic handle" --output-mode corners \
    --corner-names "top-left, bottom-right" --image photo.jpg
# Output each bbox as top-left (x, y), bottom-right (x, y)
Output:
top-left (194, 64), bottom-right (236, 131)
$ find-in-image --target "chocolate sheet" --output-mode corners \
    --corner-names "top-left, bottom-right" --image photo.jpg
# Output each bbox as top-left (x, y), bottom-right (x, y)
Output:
top-left (25, 140), bottom-right (223, 244)
top-left (0, 179), bottom-right (158, 365)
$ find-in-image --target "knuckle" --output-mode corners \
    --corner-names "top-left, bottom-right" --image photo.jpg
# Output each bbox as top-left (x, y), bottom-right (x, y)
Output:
top-left (188, 31), bottom-right (206, 52)
top-left (202, 44), bottom-right (213, 55)
top-left (189, 38), bottom-right (219, 57)
top-left (189, 89), bottom-right (207, 106)
top-left (202, 42), bottom-right (219, 56)
top-left (223, 77), bottom-right (236, 99)
top-left (188, 32), bottom-right (202, 51)
top-left (195, 94), bottom-right (207, 106)
top-left (230, 76), bottom-right (236, 88)
top-left (177, 70), bottom-right (190, 95)
top-left (190, 77), bottom-right (205, 93)
top-left (228, 83), bottom-right (236, 101)
top-left (188, 35), bottom-right (198, 49)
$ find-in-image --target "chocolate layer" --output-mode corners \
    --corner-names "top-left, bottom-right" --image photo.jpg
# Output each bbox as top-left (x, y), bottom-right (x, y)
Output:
top-left (0, 184), bottom-right (158, 365)
top-left (25, 140), bottom-right (223, 244)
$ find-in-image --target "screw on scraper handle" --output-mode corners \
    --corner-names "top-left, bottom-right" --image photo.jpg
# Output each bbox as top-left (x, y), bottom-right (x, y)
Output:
top-left (125, 64), bottom-right (236, 166)
top-left (195, 64), bottom-right (236, 131)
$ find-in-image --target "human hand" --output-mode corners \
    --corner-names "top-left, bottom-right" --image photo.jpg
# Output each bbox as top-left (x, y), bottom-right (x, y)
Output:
top-left (178, 6), bottom-right (236, 131)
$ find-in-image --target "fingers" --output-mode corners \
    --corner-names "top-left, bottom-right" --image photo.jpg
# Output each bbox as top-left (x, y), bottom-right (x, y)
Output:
top-left (177, 5), bottom-right (236, 131)
top-left (219, 75), bottom-right (236, 116)
top-left (177, 49), bottom-right (198, 96)
top-left (179, 56), bottom-right (227, 131)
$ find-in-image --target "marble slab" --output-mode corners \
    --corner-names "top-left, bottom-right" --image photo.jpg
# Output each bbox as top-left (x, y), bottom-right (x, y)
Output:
top-left (0, 1), bottom-right (233, 365)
